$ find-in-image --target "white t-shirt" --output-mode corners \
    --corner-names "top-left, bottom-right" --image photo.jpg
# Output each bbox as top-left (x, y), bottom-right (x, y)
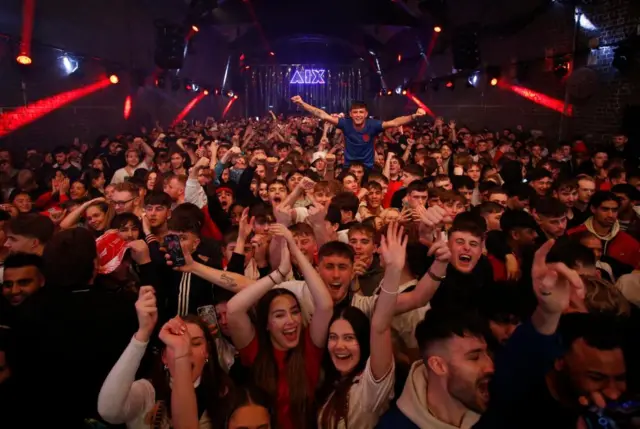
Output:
top-left (318, 359), bottom-right (395, 429)
top-left (110, 161), bottom-right (151, 184)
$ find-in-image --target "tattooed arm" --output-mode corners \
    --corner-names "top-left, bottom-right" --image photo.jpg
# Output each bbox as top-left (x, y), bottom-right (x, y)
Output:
top-left (189, 263), bottom-right (253, 292)
top-left (291, 96), bottom-right (339, 125)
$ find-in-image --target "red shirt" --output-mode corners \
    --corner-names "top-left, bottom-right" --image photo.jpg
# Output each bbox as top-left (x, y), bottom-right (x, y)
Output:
top-left (383, 180), bottom-right (403, 208)
top-left (239, 330), bottom-right (324, 429)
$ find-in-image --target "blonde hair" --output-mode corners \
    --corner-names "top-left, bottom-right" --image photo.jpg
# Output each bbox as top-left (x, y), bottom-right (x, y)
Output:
top-left (581, 275), bottom-right (631, 316)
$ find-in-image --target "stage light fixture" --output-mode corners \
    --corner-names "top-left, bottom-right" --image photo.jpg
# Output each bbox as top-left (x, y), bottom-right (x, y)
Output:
top-left (402, 89), bottom-right (407, 95)
top-left (61, 55), bottom-right (79, 74)
top-left (445, 80), bottom-right (454, 89)
top-left (204, 90), bottom-right (209, 95)
top-left (553, 57), bottom-right (570, 78)
top-left (490, 78), bottom-right (498, 86)
top-left (227, 90), bottom-right (234, 97)
top-left (215, 89), bottom-right (220, 95)
top-left (233, 94), bottom-right (238, 99)
top-left (109, 74), bottom-right (119, 84)
top-left (269, 51), bottom-right (275, 56)
top-left (467, 73), bottom-right (479, 87)
top-left (434, 26), bottom-right (442, 33)
top-left (397, 54), bottom-right (402, 62)
top-left (16, 54), bottom-right (32, 65)
top-left (395, 86), bottom-right (402, 95)
top-left (487, 66), bottom-right (501, 87)
top-left (386, 90), bottom-right (393, 96)
top-left (191, 25), bottom-right (200, 32)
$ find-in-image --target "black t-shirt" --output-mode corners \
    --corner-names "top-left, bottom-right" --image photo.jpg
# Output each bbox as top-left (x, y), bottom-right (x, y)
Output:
top-left (429, 255), bottom-right (494, 311)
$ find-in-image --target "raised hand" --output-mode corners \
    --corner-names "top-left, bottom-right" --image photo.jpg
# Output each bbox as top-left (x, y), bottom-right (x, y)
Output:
top-left (238, 207), bottom-right (254, 240)
top-left (299, 177), bottom-right (316, 192)
top-left (268, 223), bottom-right (294, 243)
top-left (128, 240), bottom-right (151, 265)
top-left (158, 317), bottom-right (191, 359)
top-left (415, 108), bottom-right (426, 117)
top-left (325, 153), bottom-right (336, 165)
top-left (427, 236), bottom-right (451, 263)
top-left (291, 95), bottom-right (303, 105)
top-left (306, 195), bottom-right (327, 223)
top-left (415, 205), bottom-right (450, 231)
top-left (165, 241), bottom-right (195, 272)
top-left (532, 240), bottom-right (585, 316)
top-left (134, 286), bottom-right (158, 342)
top-left (273, 203), bottom-right (293, 225)
top-left (379, 222), bottom-right (408, 271)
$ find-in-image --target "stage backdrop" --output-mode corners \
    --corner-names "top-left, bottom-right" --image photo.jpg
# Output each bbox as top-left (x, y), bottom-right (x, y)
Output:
top-left (242, 65), bottom-right (364, 117)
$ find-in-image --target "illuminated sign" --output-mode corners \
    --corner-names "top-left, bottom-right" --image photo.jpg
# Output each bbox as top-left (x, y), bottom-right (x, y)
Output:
top-left (290, 69), bottom-right (325, 84)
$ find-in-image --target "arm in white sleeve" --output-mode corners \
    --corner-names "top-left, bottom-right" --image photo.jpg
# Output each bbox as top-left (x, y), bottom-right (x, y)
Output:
top-left (185, 177), bottom-right (207, 208)
top-left (97, 336), bottom-right (155, 424)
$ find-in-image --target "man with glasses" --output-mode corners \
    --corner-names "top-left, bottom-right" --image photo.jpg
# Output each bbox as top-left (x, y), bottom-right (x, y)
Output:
top-left (111, 182), bottom-right (141, 216)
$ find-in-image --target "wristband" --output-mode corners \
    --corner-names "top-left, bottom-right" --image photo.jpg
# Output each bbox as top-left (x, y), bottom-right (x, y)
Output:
top-left (427, 270), bottom-right (446, 282)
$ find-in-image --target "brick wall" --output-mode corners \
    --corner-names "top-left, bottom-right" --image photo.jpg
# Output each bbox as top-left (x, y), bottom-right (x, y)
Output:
top-left (375, 0), bottom-right (640, 143)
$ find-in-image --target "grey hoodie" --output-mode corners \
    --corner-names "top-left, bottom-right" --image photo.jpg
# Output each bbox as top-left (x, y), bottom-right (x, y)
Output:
top-left (396, 361), bottom-right (480, 429)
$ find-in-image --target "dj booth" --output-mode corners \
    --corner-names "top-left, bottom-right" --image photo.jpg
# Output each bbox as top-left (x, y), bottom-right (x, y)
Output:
top-left (241, 65), bottom-right (364, 117)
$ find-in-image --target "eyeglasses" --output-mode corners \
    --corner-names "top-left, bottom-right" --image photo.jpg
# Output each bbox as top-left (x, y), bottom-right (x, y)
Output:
top-left (112, 197), bottom-right (135, 207)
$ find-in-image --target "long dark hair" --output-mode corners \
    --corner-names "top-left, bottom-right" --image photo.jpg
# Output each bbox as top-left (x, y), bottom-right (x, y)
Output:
top-left (317, 306), bottom-right (370, 429)
top-left (150, 314), bottom-right (233, 429)
top-left (252, 288), bottom-right (313, 429)
top-left (224, 385), bottom-right (275, 429)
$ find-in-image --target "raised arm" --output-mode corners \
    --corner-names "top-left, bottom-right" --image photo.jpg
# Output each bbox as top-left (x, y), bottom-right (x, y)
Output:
top-left (161, 317), bottom-right (199, 429)
top-left (226, 243), bottom-right (292, 349)
top-left (60, 197), bottom-right (105, 230)
top-left (371, 222), bottom-right (406, 379)
top-left (97, 287), bottom-right (158, 424)
top-left (165, 243), bottom-right (254, 292)
top-left (382, 108), bottom-right (426, 129)
top-left (394, 237), bottom-right (450, 315)
top-left (291, 95), bottom-right (339, 125)
top-left (270, 223), bottom-right (333, 348)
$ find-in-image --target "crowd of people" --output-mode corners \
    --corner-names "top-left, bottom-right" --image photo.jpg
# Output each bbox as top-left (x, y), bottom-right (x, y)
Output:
top-left (0, 94), bottom-right (639, 429)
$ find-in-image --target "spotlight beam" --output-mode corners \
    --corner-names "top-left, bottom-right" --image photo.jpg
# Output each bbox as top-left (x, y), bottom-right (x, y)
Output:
top-left (171, 92), bottom-right (206, 127)
top-left (18, 0), bottom-right (35, 63)
top-left (498, 82), bottom-right (573, 116)
top-left (222, 96), bottom-right (238, 119)
top-left (0, 78), bottom-right (113, 137)
top-left (406, 93), bottom-right (435, 118)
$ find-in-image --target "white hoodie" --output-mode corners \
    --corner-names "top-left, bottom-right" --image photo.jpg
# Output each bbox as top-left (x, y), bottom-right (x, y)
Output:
top-left (396, 361), bottom-right (480, 429)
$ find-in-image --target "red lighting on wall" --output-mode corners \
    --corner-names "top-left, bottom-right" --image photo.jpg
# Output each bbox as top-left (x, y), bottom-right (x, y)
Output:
top-left (123, 96), bottom-right (132, 120)
top-left (0, 78), bottom-right (113, 137)
top-left (171, 92), bottom-right (207, 127)
top-left (499, 82), bottom-right (573, 116)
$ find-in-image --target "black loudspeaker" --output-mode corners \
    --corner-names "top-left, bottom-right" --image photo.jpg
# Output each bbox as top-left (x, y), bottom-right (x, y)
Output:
top-left (154, 24), bottom-right (186, 70)
top-left (452, 25), bottom-right (481, 70)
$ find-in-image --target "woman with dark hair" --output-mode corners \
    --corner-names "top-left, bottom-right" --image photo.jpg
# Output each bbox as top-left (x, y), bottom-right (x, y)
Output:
top-left (84, 167), bottom-right (106, 197)
top-left (98, 287), bottom-right (233, 429)
top-left (316, 222), bottom-right (405, 429)
top-left (226, 223), bottom-right (333, 429)
top-left (172, 384), bottom-right (274, 429)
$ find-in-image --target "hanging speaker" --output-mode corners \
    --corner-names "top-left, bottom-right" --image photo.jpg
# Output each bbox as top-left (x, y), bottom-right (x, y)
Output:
top-left (154, 22), bottom-right (186, 70)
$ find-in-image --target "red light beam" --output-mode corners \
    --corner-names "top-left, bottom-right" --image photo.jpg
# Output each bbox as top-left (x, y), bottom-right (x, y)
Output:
top-left (498, 82), bottom-right (573, 116)
top-left (0, 78), bottom-right (113, 137)
top-left (171, 92), bottom-right (206, 127)
top-left (18, 0), bottom-right (35, 64)
top-left (222, 97), bottom-right (238, 119)
top-left (123, 95), bottom-right (132, 120)
top-left (407, 94), bottom-right (435, 117)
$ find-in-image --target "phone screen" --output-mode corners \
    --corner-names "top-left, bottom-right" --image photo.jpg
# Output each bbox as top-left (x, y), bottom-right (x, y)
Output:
top-left (164, 234), bottom-right (186, 267)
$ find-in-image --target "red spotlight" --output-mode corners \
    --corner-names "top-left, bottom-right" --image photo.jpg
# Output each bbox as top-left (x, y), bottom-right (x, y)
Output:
top-left (204, 90), bottom-right (209, 95)
top-left (191, 25), bottom-right (199, 32)
top-left (239, 53), bottom-right (245, 61)
top-left (109, 75), bottom-right (119, 84)
top-left (434, 26), bottom-right (442, 33)
top-left (397, 54), bottom-right (402, 62)
top-left (445, 81), bottom-right (454, 88)
top-left (386, 90), bottom-right (393, 96)
top-left (245, 65), bottom-right (250, 70)
top-left (490, 78), bottom-right (498, 86)
top-left (269, 51), bottom-right (275, 56)
top-left (123, 96), bottom-right (132, 120)
top-left (0, 78), bottom-right (113, 137)
top-left (233, 94), bottom-right (239, 99)
top-left (186, 84), bottom-right (192, 91)
top-left (402, 89), bottom-right (407, 95)
top-left (215, 89), bottom-right (220, 95)
top-left (16, 55), bottom-right (32, 65)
